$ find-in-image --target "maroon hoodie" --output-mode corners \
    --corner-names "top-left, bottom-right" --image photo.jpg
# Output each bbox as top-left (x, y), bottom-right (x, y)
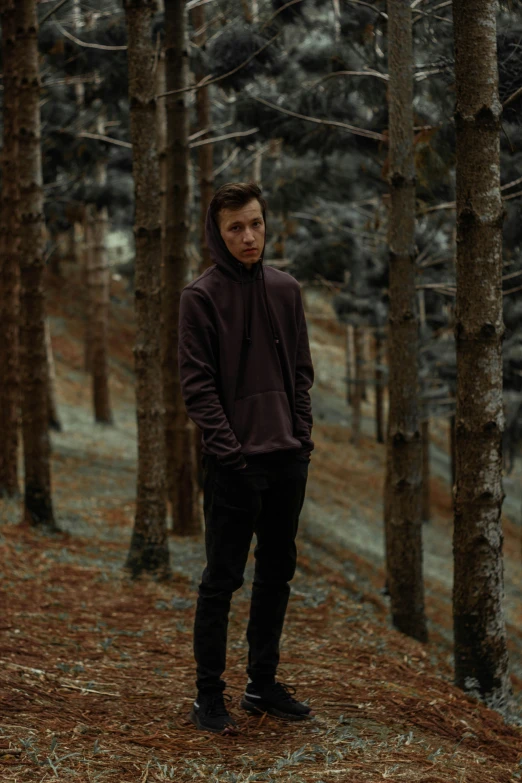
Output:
top-left (178, 205), bottom-right (314, 470)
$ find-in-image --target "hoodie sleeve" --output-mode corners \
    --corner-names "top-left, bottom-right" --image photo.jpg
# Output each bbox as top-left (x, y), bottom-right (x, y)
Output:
top-left (293, 294), bottom-right (315, 457)
top-left (178, 287), bottom-right (247, 470)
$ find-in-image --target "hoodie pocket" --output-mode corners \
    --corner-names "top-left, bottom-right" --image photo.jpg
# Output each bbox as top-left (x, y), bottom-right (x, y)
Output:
top-left (232, 390), bottom-right (296, 451)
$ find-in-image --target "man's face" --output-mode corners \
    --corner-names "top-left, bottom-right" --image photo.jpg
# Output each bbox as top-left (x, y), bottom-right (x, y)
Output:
top-left (218, 199), bottom-right (266, 268)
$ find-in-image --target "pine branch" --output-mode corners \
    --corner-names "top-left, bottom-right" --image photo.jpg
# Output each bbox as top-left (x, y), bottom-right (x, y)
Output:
top-left (157, 32), bottom-right (281, 98)
top-left (190, 127), bottom-right (258, 148)
top-left (307, 70), bottom-right (389, 91)
top-left (77, 128), bottom-right (259, 151)
top-left (503, 85), bottom-right (522, 109)
top-left (213, 148), bottom-right (240, 178)
top-left (39, 0), bottom-right (71, 26)
top-left (503, 284), bottom-right (522, 297)
top-left (260, 0), bottom-right (307, 31)
top-left (343, 0), bottom-right (388, 19)
top-left (249, 95), bottom-right (386, 142)
top-left (53, 20), bottom-right (127, 50)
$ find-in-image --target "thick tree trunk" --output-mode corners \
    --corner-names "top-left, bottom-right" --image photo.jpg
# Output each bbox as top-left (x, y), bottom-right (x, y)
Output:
top-left (375, 330), bottom-right (385, 444)
top-left (0, 0), bottom-right (21, 497)
top-left (385, 0), bottom-right (426, 642)
top-left (124, 0), bottom-right (170, 580)
top-left (351, 325), bottom-right (363, 445)
top-left (452, 0), bottom-right (510, 708)
top-left (17, 0), bottom-right (56, 528)
top-left (164, 0), bottom-right (200, 535)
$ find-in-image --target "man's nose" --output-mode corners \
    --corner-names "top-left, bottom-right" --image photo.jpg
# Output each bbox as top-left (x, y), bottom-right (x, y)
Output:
top-left (243, 228), bottom-right (255, 243)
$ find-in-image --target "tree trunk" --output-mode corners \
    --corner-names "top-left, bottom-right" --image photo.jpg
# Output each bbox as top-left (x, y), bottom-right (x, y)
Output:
top-left (191, 1), bottom-right (214, 490)
top-left (124, 0), bottom-right (170, 580)
top-left (17, 0), bottom-right (56, 528)
top-left (452, 0), bottom-right (510, 707)
top-left (91, 113), bottom-right (113, 424)
top-left (83, 209), bottom-right (95, 373)
top-left (45, 318), bottom-right (62, 432)
top-left (252, 145), bottom-right (263, 184)
top-left (72, 0), bottom-right (91, 373)
top-left (375, 329), bottom-right (385, 444)
top-left (351, 325), bottom-right (363, 446)
top-left (155, 41), bottom-right (167, 243)
top-left (0, 0), bottom-right (21, 497)
top-left (421, 417), bottom-right (430, 523)
top-left (192, 3), bottom-right (214, 277)
top-left (344, 323), bottom-right (352, 406)
top-left (361, 328), bottom-right (369, 401)
top-left (450, 409), bottom-right (456, 488)
top-left (164, 0), bottom-right (200, 535)
top-left (385, 0), bottom-right (426, 642)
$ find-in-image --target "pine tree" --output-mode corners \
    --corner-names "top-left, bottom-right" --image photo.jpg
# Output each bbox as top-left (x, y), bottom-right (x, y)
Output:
top-left (17, 0), bottom-right (57, 528)
top-left (124, 0), bottom-right (170, 579)
top-left (452, 0), bottom-right (511, 709)
top-left (0, 0), bottom-right (21, 497)
top-left (163, 0), bottom-right (200, 535)
top-left (384, 0), bottom-right (427, 642)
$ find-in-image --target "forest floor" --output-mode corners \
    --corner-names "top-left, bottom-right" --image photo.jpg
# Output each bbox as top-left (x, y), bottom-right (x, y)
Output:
top-left (1, 272), bottom-right (522, 783)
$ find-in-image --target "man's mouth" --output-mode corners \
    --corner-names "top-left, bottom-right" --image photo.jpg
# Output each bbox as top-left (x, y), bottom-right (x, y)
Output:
top-left (244, 249), bottom-right (257, 254)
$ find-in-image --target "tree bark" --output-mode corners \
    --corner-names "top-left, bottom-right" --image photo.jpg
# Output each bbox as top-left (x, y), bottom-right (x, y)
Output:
top-left (124, 0), bottom-right (170, 579)
top-left (17, 0), bottom-right (56, 528)
top-left (155, 43), bottom-right (167, 244)
top-left (452, 0), bottom-right (510, 708)
top-left (164, 0), bottom-right (200, 535)
top-left (0, 0), bottom-right (21, 497)
top-left (385, 0), bottom-right (426, 642)
top-left (375, 329), bottom-right (385, 444)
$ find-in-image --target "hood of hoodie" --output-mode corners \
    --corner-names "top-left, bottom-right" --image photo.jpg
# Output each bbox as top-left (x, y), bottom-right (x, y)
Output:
top-left (204, 206), bottom-right (280, 345)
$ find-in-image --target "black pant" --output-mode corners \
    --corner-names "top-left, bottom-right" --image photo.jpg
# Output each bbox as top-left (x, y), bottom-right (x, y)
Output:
top-left (194, 449), bottom-right (309, 694)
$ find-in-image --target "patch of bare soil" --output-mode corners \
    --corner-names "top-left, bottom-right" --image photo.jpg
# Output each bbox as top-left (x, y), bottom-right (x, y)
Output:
top-left (1, 277), bottom-right (521, 782)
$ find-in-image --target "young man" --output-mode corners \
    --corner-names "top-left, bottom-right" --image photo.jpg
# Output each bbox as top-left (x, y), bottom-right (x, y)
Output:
top-left (178, 182), bottom-right (315, 734)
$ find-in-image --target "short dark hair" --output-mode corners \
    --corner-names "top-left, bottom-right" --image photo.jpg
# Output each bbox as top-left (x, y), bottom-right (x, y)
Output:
top-left (210, 182), bottom-right (267, 224)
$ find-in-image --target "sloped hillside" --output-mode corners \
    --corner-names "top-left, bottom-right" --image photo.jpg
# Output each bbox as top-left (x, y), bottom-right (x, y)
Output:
top-left (0, 271), bottom-right (521, 782)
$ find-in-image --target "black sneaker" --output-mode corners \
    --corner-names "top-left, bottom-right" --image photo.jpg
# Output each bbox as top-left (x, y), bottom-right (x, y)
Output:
top-left (240, 681), bottom-right (314, 721)
top-left (189, 692), bottom-right (239, 734)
